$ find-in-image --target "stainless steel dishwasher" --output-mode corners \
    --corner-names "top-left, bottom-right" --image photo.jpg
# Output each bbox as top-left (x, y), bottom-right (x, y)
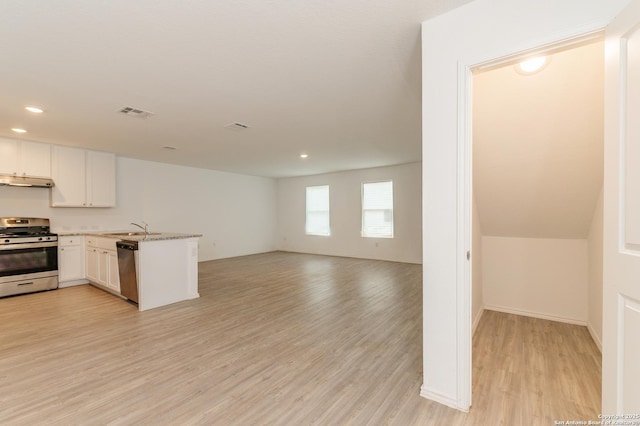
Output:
top-left (116, 240), bottom-right (139, 303)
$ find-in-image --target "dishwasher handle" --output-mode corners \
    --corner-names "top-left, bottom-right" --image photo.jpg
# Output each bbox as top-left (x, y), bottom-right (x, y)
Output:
top-left (116, 240), bottom-right (139, 251)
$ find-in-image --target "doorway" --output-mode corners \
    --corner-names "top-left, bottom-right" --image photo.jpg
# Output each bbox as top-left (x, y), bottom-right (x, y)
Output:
top-left (470, 38), bottom-right (605, 413)
top-left (420, 0), bottom-right (636, 414)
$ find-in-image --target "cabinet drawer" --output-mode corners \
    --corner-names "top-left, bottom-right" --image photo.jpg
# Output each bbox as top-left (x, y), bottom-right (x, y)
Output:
top-left (59, 236), bottom-right (82, 247)
top-left (85, 236), bottom-right (117, 251)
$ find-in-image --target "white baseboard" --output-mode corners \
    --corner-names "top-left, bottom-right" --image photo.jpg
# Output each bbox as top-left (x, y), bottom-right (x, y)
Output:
top-left (483, 304), bottom-right (587, 326)
top-left (420, 385), bottom-right (468, 412)
top-left (472, 307), bottom-right (484, 336)
top-left (587, 322), bottom-right (602, 353)
top-left (277, 249), bottom-right (422, 265)
top-left (58, 279), bottom-right (89, 288)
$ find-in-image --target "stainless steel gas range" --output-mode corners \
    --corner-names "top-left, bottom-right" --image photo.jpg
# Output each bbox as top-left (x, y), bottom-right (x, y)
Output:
top-left (0, 217), bottom-right (58, 298)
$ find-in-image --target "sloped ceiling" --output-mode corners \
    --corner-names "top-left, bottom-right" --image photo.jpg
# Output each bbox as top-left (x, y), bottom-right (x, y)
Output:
top-left (0, 0), bottom-right (470, 178)
top-left (473, 40), bottom-right (604, 239)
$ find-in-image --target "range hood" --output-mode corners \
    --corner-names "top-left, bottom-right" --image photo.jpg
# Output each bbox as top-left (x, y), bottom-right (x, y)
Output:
top-left (0, 174), bottom-right (54, 188)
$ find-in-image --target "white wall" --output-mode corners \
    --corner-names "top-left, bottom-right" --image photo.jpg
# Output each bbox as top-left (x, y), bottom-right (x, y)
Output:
top-left (587, 187), bottom-right (604, 351)
top-left (276, 163), bottom-right (421, 264)
top-left (0, 157), bottom-right (277, 261)
top-left (472, 196), bottom-right (484, 334)
top-left (482, 236), bottom-right (588, 324)
top-left (421, 0), bottom-right (628, 411)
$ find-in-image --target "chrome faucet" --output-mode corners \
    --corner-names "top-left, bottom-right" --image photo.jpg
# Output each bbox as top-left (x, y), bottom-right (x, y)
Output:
top-left (131, 222), bottom-right (150, 235)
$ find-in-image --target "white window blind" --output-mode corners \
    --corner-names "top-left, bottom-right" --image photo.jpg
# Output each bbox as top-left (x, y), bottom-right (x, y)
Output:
top-left (361, 181), bottom-right (393, 238)
top-left (306, 185), bottom-right (330, 236)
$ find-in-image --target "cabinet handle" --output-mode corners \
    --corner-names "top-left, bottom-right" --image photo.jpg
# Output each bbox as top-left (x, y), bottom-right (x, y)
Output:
top-left (61, 248), bottom-right (65, 251)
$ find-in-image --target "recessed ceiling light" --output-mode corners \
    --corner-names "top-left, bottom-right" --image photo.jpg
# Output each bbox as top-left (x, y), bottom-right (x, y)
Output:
top-left (11, 128), bottom-right (27, 133)
top-left (25, 106), bottom-right (44, 113)
top-left (516, 56), bottom-right (548, 74)
top-left (300, 154), bottom-right (309, 159)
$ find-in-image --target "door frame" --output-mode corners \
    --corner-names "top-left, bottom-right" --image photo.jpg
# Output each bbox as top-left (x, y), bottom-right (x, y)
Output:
top-left (420, 0), bottom-right (629, 412)
top-left (463, 30), bottom-right (605, 406)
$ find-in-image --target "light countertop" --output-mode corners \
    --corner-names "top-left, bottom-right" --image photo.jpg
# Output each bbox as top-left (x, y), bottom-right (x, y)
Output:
top-left (57, 231), bottom-right (202, 241)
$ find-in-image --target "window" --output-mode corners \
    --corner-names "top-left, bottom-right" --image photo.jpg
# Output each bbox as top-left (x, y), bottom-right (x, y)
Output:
top-left (361, 180), bottom-right (393, 238)
top-left (306, 185), bottom-right (330, 236)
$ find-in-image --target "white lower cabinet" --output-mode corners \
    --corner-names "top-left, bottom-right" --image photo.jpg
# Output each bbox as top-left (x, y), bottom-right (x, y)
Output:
top-left (107, 251), bottom-right (120, 292)
top-left (85, 237), bottom-right (120, 293)
top-left (86, 246), bottom-right (99, 283)
top-left (58, 236), bottom-right (86, 284)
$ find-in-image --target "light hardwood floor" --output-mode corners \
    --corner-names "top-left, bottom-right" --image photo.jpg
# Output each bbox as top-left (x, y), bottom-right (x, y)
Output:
top-left (0, 251), bottom-right (601, 425)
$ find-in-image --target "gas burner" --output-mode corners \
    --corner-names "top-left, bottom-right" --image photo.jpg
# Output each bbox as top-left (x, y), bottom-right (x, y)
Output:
top-left (0, 217), bottom-right (55, 237)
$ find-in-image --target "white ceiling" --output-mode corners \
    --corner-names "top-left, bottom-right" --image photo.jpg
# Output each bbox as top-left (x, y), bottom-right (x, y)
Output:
top-left (473, 40), bottom-right (604, 239)
top-left (0, 0), bottom-right (469, 178)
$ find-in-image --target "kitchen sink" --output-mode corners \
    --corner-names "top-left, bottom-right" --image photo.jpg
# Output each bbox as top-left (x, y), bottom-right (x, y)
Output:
top-left (107, 232), bottom-right (161, 236)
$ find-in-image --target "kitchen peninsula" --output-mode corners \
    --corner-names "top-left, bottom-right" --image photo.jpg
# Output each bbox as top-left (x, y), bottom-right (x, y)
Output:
top-left (59, 231), bottom-right (201, 311)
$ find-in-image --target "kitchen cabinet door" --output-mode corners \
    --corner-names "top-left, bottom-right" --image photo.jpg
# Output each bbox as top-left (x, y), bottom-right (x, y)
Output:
top-left (20, 141), bottom-right (51, 178)
top-left (107, 250), bottom-right (120, 292)
top-left (58, 237), bottom-right (85, 282)
top-left (86, 247), bottom-right (99, 283)
top-left (51, 146), bottom-right (87, 207)
top-left (98, 250), bottom-right (109, 285)
top-left (0, 138), bottom-right (19, 175)
top-left (86, 151), bottom-right (116, 207)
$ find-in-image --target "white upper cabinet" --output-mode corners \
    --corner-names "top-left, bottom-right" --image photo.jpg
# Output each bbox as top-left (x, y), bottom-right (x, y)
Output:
top-left (86, 150), bottom-right (116, 207)
top-left (0, 138), bottom-right (51, 178)
top-left (0, 138), bottom-right (18, 174)
top-left (51, 146), bottom-right (116, 207)
top-left (21, 141), bottom-right (51, 177)
top-left (51, 146), bottom-right (86, 206)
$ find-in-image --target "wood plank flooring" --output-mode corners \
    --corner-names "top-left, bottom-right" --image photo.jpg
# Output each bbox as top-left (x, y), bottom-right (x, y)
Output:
top-left (0, 251), bottom-right (601, 425)
top-left (472, 310), bottom-right (602, 424)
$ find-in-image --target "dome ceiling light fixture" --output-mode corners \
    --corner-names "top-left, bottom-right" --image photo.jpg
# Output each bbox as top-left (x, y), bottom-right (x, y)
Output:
top-left (516, 56), bottom-right (549, 75)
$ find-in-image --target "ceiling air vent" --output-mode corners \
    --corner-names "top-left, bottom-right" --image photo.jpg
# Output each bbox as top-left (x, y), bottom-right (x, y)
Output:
top-left (118, 106), bottom-right (155, 119)
top-left (224, 122), bottom-right (249, 131)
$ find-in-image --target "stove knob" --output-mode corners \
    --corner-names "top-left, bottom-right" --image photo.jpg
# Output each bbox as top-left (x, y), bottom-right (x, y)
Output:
top-left (3, 239), bottom-right (8, 243)
top-left (38, 237), bottom-right (43, 241)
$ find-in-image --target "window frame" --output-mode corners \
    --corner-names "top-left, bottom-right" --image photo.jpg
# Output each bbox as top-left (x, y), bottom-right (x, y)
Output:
top-left (305, 184), bottom-right (331, 236)
top-left (361, 180), bottom-right (394, 239)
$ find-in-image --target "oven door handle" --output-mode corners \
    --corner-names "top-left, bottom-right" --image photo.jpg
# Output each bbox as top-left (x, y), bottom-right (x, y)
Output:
top-left (0, 242), bottom-right (58, 250)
